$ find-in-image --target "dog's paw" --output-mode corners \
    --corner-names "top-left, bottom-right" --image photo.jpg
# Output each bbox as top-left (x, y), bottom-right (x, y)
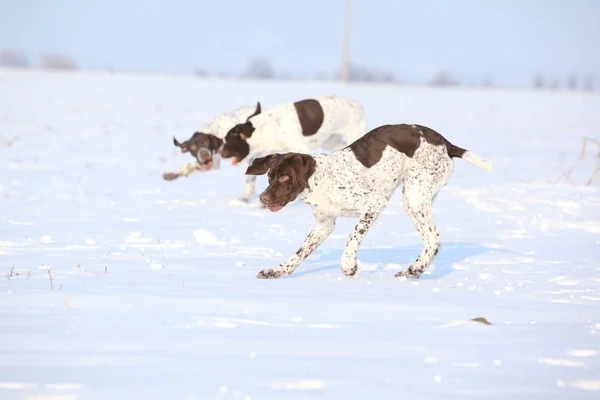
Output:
top-left (395, 270), bottom-right (421, 280)
top-left (340, 260), bottom-right (358, 277)
top-left (162, 172), bottom-right (179, 181)
top-left (257, 268), bottom-right (282, 279)
top-left (342, 265), bottom-right (358, 277)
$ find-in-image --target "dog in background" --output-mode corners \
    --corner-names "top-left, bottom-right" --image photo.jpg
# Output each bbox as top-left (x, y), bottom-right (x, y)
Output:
top-left (220, 95), bottom-right (367, 201)
top-left (163, 103), bottom-right (261, 201)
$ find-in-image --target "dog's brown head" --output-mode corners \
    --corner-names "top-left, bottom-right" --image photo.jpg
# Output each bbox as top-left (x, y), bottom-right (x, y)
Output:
top-left (245, 152), bottom-right (316, 212)
top-left (221, 102), bottom-right (262, 165)
top-left (173, 131), bottom-right (223, 170)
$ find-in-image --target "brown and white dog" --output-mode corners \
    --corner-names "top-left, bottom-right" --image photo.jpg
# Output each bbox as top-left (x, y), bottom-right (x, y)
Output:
top-left (163, 103), bottom-right (261, 199)
top-left (220, 95), bottom-right (367, 201)
top-left (245, 123), bottom-right (492, 280)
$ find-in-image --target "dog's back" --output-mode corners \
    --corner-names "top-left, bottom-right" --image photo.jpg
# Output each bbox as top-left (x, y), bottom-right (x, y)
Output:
top-left (201, 105), bottom-right (257, 138)
top-left (311, 95), bottom-right (366, 145)
top-left (301, 124), bottom-right (492, 215)
top-left (244, 96), bottom-right (365, 155)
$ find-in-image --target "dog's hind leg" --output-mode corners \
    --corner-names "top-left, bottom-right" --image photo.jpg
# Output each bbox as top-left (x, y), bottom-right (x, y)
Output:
top-left (395, 184), bottom-right (441, 279)
top-left (343, 112), bottom-right (367, 144)
top-left (320, 134), bottom-right (347, 151)
top-left (395, 155), bottom-right (452, 279)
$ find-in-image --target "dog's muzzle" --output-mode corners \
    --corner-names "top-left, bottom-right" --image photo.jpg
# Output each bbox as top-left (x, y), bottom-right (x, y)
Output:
top-left (197, 148), bottom-right (213, 169)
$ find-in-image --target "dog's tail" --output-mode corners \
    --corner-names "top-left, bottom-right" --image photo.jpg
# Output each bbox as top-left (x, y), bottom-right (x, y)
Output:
top-left (447, 143), bottom-right (493, 172)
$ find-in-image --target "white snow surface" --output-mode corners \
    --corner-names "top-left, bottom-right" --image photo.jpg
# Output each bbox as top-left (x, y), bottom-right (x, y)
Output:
top-left (1, 68), bottom-right (600, 399)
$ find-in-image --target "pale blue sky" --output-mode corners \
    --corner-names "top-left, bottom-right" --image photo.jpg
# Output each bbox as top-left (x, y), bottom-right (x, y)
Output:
top-left (0, 0), bottom-right (598, 85)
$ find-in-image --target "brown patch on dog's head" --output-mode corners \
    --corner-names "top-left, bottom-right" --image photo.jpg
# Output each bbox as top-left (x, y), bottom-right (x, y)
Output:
top-left (172, 131), bottom-right (223, 169)
top-left (245, 152), bottom-right (316, 212)
top-left (221, 122), bottom-right (254, 164)
top-left (221, 102), bottom-right (262, 165)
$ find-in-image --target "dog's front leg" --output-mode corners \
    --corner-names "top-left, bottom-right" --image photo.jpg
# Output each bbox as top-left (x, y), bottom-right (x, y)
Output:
top-left (257, 210), bottom-right (336, 279)
top-left (240, 175), bottom-right (257, 203)
top-left (163, 162), bottom-right (202, 181)
top-left (340, 201), bottom-right (385, 277)
top-left (240, 156), bottom-right (258, 203)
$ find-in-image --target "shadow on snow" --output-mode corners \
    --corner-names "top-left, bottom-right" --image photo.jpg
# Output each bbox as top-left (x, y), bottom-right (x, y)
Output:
top-left (285, 242), bottom-right (519, 280)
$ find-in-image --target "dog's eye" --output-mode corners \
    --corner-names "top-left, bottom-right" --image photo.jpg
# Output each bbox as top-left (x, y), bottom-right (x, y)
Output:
top-left (278, 175), bottom-right (289, 183)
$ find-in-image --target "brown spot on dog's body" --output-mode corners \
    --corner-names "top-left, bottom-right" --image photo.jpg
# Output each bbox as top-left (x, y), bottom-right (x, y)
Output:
top-left (293, 99), bottom-right (324, 137)
top-left (347, 125), bottom-right (419, 168)
top-left (347, 124), bottom-right (468, 168)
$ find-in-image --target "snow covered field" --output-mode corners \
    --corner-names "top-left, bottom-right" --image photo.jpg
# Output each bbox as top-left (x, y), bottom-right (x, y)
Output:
top-left (1, 68), bottom-right (599, 399)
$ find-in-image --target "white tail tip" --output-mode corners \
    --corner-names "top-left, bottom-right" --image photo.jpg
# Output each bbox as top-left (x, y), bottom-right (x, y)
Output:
top-left (462, 151), bottom-right (492, 171)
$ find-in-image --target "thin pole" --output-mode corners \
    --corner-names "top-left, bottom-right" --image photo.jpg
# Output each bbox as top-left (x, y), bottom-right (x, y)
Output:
top-left (340, 0), bottom-right (352, 84)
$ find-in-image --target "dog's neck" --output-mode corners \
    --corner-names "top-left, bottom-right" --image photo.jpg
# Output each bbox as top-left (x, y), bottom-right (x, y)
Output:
top-left (202, 104), bottom-right (259, 139)
top-left (296, 159), bottom-right (321, 202)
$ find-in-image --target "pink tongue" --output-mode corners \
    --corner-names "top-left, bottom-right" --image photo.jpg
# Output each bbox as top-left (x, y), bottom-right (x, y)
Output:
top-left (232, 157), bottom-right (239, 166)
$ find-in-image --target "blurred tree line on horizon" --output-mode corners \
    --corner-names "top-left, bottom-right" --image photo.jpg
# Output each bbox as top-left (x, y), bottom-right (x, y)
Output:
top-left (1, 49), bottom-right (596, 92)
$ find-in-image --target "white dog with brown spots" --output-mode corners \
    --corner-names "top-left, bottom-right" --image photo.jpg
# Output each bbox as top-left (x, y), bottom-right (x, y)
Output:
top-left (220, 95), bottom-right (367, 201)
top-left (164, 103), bottom-right (260, 182)
top-left (245, 123), bottom-right (492, 280)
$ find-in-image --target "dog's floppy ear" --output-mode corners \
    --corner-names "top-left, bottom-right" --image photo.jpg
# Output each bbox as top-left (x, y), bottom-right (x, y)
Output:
top-left (240, 121), bottom-right (255, 140)
top-left (245, 153), bottom-right (279, 175)
top-left (246, 101), bottom-right (262, 121)
top-left (286, 153), bottom-right (316, 189)
top-left (173, 136), bottom-right (182, 147)
top-left (208, 134), bottom-right (222, 151)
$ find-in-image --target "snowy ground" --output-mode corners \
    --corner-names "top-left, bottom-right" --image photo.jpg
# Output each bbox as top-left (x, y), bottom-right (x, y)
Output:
top-left (1, 68), bottom-right (599, 400)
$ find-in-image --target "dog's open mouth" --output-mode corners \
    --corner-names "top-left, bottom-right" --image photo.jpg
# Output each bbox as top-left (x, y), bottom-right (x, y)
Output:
top-left (199, 159), bottom-right (212, 169)
top-left (266, 203), bottom-right (285, 212)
